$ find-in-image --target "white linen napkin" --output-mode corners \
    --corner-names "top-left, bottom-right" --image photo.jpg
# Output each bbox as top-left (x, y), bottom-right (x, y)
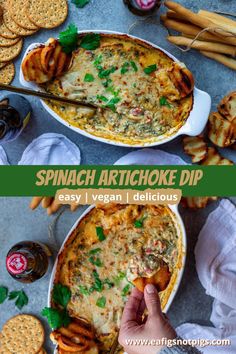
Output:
top-left (18, 133), bottom-right (81, 165)
top-left (115, 148), bottom-right (187, 165)
top-left (0, 145), bottom-right (10, 165)
top-left (177, 199), bottom-right (236, 353)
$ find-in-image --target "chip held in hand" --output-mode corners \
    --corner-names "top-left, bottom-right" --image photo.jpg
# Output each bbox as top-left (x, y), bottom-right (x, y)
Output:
top-left (133, 263), bottom-right (171, 293)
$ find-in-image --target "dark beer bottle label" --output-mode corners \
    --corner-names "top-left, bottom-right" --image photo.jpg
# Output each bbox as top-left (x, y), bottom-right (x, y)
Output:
top-left (6, 253), bottom-right (28, 275)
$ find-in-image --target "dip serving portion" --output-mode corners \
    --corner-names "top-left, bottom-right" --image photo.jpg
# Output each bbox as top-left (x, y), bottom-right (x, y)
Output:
top-left (52, 204), bottom-right (183, 353)
top-left (40, 34), bottom-right (194, 145)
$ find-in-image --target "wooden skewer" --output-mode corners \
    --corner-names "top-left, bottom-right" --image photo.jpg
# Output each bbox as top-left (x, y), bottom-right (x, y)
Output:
top-left (0, 83), bottom-right (97, 110)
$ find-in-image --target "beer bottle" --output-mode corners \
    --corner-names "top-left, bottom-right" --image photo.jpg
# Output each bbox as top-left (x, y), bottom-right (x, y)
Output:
top-left (0, 94), bottom-right (31, 142)
top-left (6, 241), bottom-right (51, 283)
top-left (123, 0), bottom-right (161, 16)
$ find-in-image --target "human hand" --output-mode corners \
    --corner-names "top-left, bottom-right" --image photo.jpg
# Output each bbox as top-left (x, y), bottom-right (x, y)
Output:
top-left (119, 284), bottom-right (177, 354)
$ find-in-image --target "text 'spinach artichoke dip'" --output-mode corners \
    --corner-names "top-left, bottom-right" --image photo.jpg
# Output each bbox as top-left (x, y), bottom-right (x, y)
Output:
top-left (54, 204), bottom-right (183, 353)
top-left (44, 34), bottom-right (194, 145)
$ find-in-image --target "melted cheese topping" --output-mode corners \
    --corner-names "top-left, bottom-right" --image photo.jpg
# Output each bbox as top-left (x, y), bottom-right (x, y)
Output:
top-left (55, 204), bottom-right (182, 352)
top-left (44, 35), bottom-right (193, 145)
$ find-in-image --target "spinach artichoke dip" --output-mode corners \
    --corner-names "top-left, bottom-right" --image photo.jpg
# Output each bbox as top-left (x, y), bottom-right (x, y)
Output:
top-left (44, 34), bottom-right (194, 145)
top-left (54, 204), bottom-right (183, 353)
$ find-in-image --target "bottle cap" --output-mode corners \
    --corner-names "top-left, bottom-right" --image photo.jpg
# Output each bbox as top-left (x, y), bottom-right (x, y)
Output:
top-left (6, 253), bottom-right (28, 275)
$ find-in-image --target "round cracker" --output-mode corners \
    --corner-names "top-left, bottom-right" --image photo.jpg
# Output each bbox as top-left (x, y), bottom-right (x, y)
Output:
top-left (3, 8), bottom-right (38, 36)
top-left (0, 35), bottom-right (20, 47)
top-left (28, 0), bottom-right (68, 29)
top-left (0, 20), bottom-right (19, 39)
top-left (0, 1), bottom-right (19, 39)
top-left (0, 62), bottom-right (15, 84)
top-left (0, 61), bottom-right (7, 69)
top-left (9, 0), bottom-right (38, 30)
top-left (0, 39), bottom-right (23, 62)
top-left (0, 315), bottom-right (45, 354)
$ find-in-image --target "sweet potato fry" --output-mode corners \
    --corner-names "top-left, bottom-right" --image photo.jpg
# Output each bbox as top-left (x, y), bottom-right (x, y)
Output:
top-left (208, 112), bottom-right (236, 147)
top-left (183, 136), bottom-right (207, 163)
top-left (133, 264), bottom-right (171, 293)
top-left (51, 331), bottom-right (88, 353)
top-left (67, 322), bottom-right (94, 340)
top-left (41, 45), bottom-right (55, 74)
top-left (22, 47), bottom-right (52, 84)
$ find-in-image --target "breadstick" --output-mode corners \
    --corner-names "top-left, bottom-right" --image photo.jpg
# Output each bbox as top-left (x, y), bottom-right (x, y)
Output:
top-left (166, 10), bottom-right (187, 22)
top-left (30, 197), bottom-right (43, 210)
top-left (42, 197), bottom-right (54, 208)
top-left (47, 200), bottom-right (62, 215)
top-left (165, 1), bottom-right (236, 37)
top-left (71, 204), bottom-right (79, 212)
top-left (201, 51), bottom-right (236, 70)
top-left (167, 36), bottom-right (236, 56)
top-left (199, 10), bottom-right (236, 29)
top-left (163, 18), bottom-right (236, 46)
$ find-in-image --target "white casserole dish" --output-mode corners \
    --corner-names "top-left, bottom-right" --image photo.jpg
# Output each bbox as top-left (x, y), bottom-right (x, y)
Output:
top-left (20, 30), bottom-right (211, 148)
top-left (48, 203), bottom-right (186, 353)
top-left (48, 203), bottom-right (186, 311)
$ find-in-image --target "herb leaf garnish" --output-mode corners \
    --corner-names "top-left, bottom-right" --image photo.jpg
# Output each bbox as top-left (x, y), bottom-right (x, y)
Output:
top-left (41, 308), bottom-right (71, 330)
top-left (8, 290), bottom-right (28, 310)
top-left (96, 227), bottom-right (106, 241)
top-left (52, 284), bottom-right (71, 308)
top-left (144, 64), bottom-right (157, 75)
top-left (134, 215), bottom-right (147, 228)
top-left (122, 284), bottom-right (131, 297)
top-left (89, 256), bottom-right (103, 267)
top-left (72, 0), bottom-right (90, 8)
top-left (98, 66), bottom-right (117, 79)
top-left (113, 271), bottom-right (126, 286)
top-left (96, 296), bottom-right (106, 308)
top-left (0, 286), bottom-right (8, 304)
top-left (130, 61), bottom-right (138, 72)
top-left (84, 73), bottom-right (95, 82)
top-left (88, 248), bottom-right (102, 255)
top-left (159, 96), bottom-right (172, 108)
top-left (80, 33), bottom-right (101, 50)
top-left (59, 24), bottom-right (78, 54)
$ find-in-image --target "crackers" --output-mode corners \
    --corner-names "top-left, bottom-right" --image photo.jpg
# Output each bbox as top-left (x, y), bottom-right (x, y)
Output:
top-left (0, 314), bottom-right (45, 354)
top-left (0, 62), bottom-right (15, 84)
top-left (28, 0), bottom-right (68, 29)
top-left (3, 9), bottom-right (37, 37)
top-left (9, 0), bottom-right (38, 31)
top-left (0, 36), bottom-right (20, 47)
top-left (0, 0), bottom-right (68, 82)
top-left (0, 39), bottom-right (23, 62)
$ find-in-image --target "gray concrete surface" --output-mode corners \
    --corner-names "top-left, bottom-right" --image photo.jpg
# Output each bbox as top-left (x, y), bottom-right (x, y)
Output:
top-left (0, 0), bottom-right (236, 353)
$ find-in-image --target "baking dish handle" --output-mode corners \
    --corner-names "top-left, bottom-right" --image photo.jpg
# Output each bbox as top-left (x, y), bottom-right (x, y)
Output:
top-left (178, 88), bottom-right (211, 136)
